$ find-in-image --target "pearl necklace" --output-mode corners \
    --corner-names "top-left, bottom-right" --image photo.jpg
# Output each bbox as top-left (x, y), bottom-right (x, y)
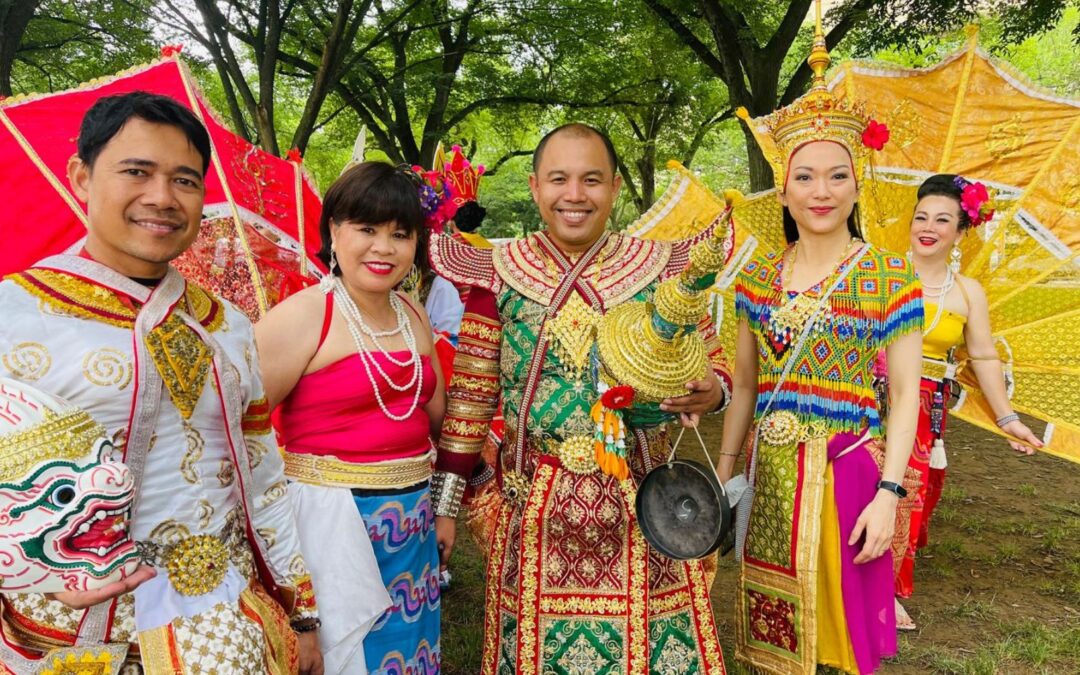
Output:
top-left (331, 279), bottom-right (424, 421)
top-left (922, 265), bottom-right (955, 337)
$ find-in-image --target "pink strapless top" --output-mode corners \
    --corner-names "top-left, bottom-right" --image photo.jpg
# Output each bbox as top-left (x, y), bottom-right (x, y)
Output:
top-left (278, 351), bottom-right (437, 463)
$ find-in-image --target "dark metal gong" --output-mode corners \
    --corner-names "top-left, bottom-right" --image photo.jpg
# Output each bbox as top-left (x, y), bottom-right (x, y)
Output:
top-left (636, 459), bottom-right (731, 560)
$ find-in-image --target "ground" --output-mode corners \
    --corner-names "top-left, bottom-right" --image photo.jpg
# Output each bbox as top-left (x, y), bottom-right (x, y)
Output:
top-left (440, 415), bottom-right (1080, 674)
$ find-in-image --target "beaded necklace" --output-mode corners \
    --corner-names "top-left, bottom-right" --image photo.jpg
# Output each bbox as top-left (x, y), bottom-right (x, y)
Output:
top-left (330, 279), bottom-right (424, 421)
top-left (769, 237), bottom-right (859, 347)
top-left (920, 264), bottom-right (955, 337)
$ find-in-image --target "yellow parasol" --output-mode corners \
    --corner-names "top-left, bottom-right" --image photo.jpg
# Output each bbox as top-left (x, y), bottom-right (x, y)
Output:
top-left (831, 28), bottom-right (1080, 464)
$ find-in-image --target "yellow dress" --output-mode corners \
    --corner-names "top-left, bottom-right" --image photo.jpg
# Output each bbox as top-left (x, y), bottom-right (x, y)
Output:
top-left (923, 302), bottom-right (966, 361)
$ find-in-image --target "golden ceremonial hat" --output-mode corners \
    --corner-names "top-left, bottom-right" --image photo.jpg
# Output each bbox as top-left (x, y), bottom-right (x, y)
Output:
top-left (737, 1), bottom-right (888, 190)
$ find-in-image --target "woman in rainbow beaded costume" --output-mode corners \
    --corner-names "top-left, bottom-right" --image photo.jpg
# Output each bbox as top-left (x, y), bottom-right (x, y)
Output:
top-left (890, 174), bottom-right (1041, 630)
top-left (717, 15), bottom-right (922, 675)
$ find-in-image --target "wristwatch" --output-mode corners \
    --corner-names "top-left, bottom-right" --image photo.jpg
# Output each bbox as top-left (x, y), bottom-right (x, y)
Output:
top-left (876, 480), bottom-right (907, 498)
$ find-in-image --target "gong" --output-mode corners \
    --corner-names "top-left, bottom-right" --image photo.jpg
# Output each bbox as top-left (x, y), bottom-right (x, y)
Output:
top-left (636, 459), bottom-right (732, 560)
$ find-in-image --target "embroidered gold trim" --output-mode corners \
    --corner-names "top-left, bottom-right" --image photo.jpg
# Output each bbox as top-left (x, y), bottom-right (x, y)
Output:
top-left (144, 315), bottom-right (212, 420)
top-left (184, 283), bottom-right (225, 332)
top-left (2, 341), bottom-right (51, 381)
top-left (283, 452), bottom-right (432, 490)
top-left (10, 271), bottom-right (136, 329)
top-left (492, 233), bottom-right (671, 308)
top-left (545, 435), bottom-right (597, 475)
top-left (0, 408), bottom-right (105, 483)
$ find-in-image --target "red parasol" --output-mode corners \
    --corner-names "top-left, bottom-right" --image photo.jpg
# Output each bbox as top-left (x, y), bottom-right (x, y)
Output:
top-left (0, 50), bottom-right (325, 320)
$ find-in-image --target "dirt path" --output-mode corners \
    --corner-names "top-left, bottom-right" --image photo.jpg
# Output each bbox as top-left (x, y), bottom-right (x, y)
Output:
top-left (442, 415), bottom-right (1080, 674)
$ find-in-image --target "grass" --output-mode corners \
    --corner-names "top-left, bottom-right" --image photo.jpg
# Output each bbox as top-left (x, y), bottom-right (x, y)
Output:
top-left (994, 542), bottom-right (1021, 564)
top-left (439, 529), bottom-right (487, 674)
top-left (1017, 483), bottom-right (1038, 497)
top-left (949, 593), bottom-right (996, 622)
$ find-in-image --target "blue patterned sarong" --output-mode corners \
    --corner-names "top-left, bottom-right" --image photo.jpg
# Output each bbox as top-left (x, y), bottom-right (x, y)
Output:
top-left (354, 482), bottom-right (441, 674)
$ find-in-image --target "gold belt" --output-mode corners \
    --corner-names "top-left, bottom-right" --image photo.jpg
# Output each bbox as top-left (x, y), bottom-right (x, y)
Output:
top-left (757, 410), bottom-right (828, 447)
top-left (921, 358), bottom-right (956, 383)
top-left (540, 435), bottom-right (597, 475)
top-left (284, 451), bottom-right (432, 489)
top-left (136, 512), bottom-right (248, 597)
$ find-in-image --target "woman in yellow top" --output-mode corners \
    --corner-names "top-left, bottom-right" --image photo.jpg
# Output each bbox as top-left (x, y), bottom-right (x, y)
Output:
top-left (893, 173), bottom-right (1042, 629)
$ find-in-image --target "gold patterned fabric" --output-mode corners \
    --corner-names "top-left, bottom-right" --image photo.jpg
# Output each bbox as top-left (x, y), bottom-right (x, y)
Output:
top-left (432, 227), bottom-right (733, 673)
top-left (0, 257), bottom-right (317, 671)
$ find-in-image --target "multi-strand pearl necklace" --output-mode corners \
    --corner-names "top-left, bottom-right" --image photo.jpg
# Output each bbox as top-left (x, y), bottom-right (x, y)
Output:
top-left (921, 265), bottom-right (955, 337)
top-left (331, 279), bottom-right (424, 421)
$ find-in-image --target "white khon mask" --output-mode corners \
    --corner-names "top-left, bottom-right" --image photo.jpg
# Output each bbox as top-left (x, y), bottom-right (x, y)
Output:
top-left (0, 377), bottom-right (139, 593)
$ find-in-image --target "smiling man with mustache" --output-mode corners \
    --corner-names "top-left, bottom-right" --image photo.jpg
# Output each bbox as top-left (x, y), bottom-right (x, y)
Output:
top-left (0, 92), bottom-right (323, 675)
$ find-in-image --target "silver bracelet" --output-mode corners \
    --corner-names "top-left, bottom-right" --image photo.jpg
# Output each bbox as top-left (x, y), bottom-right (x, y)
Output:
top-left (995, 412), bottom-right (1020, 428)
top-left (707, 372), bottom-right (732, 415)
top-left (430, 471), bottom-right (467, 518)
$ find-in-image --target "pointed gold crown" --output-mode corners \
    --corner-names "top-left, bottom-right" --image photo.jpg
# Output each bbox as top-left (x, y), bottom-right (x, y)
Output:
top-left (737, 1), bottom-right (884, 190)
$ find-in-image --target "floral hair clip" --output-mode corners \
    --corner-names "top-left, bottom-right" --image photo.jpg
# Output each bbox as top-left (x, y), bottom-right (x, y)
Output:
top-left (861, 119), bottom-right (889, 151)
top-left (953, 176), bottom-right (994, 227)
top-left (398, 164), bottom-right (459, 234)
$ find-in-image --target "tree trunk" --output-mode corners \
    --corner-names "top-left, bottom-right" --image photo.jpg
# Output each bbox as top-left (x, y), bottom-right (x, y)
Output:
top-left (0, 0), bottom-right (41, 96)
top-left (742, 124), bottom-right (775, 193)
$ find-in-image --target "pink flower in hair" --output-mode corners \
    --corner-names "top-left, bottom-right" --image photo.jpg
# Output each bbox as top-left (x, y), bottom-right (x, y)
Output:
top-left (959, 181), bottom-right (993, 227)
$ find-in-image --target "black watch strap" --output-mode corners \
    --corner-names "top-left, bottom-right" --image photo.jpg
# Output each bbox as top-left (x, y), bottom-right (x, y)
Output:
top-left (877, 480), bottom-right (907, 498)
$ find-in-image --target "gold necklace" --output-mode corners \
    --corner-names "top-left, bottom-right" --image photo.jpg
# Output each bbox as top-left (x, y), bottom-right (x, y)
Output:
top-left (769, 238), bottom-right (858, 347)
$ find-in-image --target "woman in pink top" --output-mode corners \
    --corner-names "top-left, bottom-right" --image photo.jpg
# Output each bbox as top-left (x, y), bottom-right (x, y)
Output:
top-left (256, 162), bottom-right (446, 675)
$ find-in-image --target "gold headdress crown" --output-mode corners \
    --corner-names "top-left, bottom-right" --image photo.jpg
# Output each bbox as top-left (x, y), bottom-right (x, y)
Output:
top-left (0, 379), bottom-right (107, 483)
top-left (737, 1), bottom-right (886, 190)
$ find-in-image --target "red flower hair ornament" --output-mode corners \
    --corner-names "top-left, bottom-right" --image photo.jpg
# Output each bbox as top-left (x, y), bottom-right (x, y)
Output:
top-left (861, 119), bottom-right (889, 151)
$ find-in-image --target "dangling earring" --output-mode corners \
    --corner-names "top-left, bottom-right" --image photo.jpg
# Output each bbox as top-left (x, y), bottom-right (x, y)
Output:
top-left (399, 263), bottom-right (422, 296)
top-left (949, 244), bottom-right (962, 274)
top-left (320, 248), bottom-right (338, 293)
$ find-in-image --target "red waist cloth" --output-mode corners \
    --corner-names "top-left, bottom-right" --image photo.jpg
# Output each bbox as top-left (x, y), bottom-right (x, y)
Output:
top-left (278, 351), bottom-right (436, 463)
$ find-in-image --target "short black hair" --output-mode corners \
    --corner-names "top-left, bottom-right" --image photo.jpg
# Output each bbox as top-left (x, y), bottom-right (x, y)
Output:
top-left (917, 173), bottom-right (971, 230)
top-left (77, 91), bottom-right (212, 175)
top-left (317, 161), bottom-right (428, 276)
top-left (532, 123), bottom-right (618, 177)
top-left (454, 201), bottom-right (486, 233)
top-left (782, 204), bottom-right (863, 244)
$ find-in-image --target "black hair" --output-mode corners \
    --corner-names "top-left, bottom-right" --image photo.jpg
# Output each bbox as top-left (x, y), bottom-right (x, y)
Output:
top-left (77, 91), bottom-right (212, 175)
top-left (782, 204), bottom-right (864, 244)
top-left (916, 173), bottom-right (971, 231)
top-left (454, 201), bottom-right (487, 233)
top-left (317, 161), bottom-right (428, 277)
top-left (532, 123), bottom-right (618, 177)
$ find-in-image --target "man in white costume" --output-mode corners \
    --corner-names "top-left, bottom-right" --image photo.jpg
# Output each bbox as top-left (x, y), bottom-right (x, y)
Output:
top-left (0, 92), bottom-right (329, 674)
